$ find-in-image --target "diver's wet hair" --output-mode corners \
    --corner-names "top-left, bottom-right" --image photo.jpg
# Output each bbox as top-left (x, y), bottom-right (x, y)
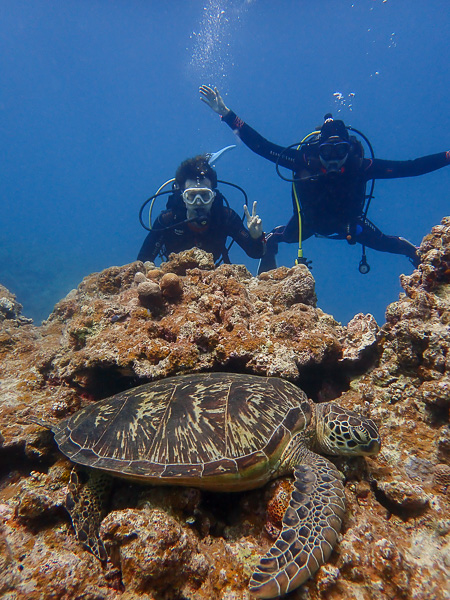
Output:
top-left (175, 156), bottom-right (218, 189)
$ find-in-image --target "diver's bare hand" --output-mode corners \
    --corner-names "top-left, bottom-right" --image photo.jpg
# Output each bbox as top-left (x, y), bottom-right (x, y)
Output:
top-left (199, 85), bottom-right (230, 117)
top-left (244, 202), bottom-right (263, 239)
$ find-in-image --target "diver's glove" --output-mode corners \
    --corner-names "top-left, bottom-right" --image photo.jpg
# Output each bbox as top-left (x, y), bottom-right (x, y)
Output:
top-left (243, 202), bottom-right (263, 239)
top-left (199, 85), bottom-right (230, 117)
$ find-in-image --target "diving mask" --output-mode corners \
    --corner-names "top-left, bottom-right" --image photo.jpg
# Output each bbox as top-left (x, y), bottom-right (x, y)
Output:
top-left (319, 141), bottom-right (350, 161)
top-left (182, 187), bottom-right (216, 206)
top-left (319, 139), bottom-right (350, 173)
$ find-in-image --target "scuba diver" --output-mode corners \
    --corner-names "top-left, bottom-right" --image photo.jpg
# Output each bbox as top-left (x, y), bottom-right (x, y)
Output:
top-left (200, 85), bottom-right (450, 274)
top-left (137, 155), bottom-right (265, 264)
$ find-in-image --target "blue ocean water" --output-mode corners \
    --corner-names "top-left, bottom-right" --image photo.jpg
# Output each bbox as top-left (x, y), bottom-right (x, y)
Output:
top-left (1, 1), bottom-right (449, 325)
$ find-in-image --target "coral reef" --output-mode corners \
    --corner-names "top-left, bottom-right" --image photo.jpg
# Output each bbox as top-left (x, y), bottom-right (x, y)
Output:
top-left (0, 218), bottom-right (449, 600)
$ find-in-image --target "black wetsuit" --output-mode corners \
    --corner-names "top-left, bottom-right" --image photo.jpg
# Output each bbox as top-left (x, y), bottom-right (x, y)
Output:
top-left (137, 190), bottom-right (265, 263)
top-left (222, 110), bottom-right (450, 269)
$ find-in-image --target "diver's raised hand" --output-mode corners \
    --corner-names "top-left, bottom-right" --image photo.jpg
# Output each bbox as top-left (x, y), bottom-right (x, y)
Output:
top-left (199, 85), bottom-right (230, 117)
top-left (244, 202), bottom-right (263, 239)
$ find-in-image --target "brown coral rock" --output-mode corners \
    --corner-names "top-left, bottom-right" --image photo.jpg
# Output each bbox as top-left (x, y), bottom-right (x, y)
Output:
top-left (433, 463), bottom-right (450, 489)
top-left (0, 284), bottom-right (31, 323)
top-left (101, 508), bottom-right (209, 595)
top-left (0, 218), bottom-right (450, 600)
top-left (161, 247), bottom-right (215, 274)
top-left (136, 280), bottom-right (162, 305)
top-left (340, 312), bottom-right (379, 364)
top-left (159, 272), bottom-right (183, 299)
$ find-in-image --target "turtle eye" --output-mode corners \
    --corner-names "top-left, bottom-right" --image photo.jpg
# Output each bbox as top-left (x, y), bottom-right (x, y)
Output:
top-left (352, 429), bottom-right (366, 443)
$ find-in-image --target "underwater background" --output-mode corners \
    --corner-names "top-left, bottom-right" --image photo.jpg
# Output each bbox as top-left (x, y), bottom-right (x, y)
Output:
top-left (1, 0), bottom-right (449, 325)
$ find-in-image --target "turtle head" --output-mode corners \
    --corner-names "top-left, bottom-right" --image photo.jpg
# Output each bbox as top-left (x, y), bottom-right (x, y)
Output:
top-left (315, 403), bottom-right (381, 457)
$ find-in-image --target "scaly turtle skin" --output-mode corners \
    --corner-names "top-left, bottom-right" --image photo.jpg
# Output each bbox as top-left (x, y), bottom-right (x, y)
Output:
top-left (45, 372), bottom-right (380, 599)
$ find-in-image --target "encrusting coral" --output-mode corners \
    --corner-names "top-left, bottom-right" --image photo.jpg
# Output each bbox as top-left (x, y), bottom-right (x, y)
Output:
top-left (0, 218), bottom-right (449, 600)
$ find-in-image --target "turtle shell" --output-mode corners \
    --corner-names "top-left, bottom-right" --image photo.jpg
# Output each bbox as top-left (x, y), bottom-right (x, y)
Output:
top-left (51, 373), bottom-right (312, 491)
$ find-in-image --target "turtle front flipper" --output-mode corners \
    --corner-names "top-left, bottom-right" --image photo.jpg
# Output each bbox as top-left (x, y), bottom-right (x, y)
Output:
top-left (66, 469), bottom-right (113, 562)
top-left (249, 456), bottom-right (345, 599)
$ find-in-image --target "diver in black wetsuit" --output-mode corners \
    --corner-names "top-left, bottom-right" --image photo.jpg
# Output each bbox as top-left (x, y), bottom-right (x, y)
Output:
top-left (200, 85), bottom-right (450, 273)
top-left (137, 155), bottom-right (265, 264)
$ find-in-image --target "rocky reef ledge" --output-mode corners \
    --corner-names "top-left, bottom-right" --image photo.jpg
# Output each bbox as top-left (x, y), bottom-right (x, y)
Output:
top-left (0, 217), bottom-right (449, 600)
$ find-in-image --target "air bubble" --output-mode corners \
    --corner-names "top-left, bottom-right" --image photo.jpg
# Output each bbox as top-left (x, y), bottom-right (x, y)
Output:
top-left (332, 91), bottom-right (356, 113)
top-left (188, 0), bottom-right (249, 82)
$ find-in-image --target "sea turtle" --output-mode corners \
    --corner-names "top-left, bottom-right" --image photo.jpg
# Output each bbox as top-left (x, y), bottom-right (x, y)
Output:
top-left (42, 372), bottom-right (380, 599)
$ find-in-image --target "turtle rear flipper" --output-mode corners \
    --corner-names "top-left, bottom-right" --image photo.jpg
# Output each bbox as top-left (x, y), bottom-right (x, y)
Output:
top-left (249, 455), bottom-right (345, 599)
top-left (66, 469), bottom-right (112, 562)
